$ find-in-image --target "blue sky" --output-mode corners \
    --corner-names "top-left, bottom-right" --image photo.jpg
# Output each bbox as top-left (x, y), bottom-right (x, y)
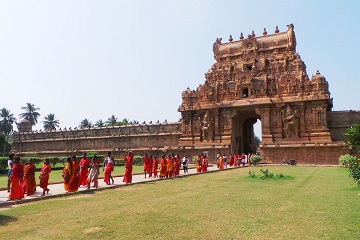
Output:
top-left (0, 0), bottom-right (359, 138)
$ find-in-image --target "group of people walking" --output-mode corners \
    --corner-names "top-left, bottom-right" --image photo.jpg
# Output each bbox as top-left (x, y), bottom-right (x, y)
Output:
top-left (7, 153), bottom-right (52, 200)
top-left (142, 153), bottom-right (191, 179)
top-left (6, 150), bottom-right (215, 200)
top-left (217, 153), bottom-right (251, 170)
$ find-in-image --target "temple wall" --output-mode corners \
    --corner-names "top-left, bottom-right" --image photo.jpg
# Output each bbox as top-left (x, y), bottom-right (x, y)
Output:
top-left (260, 143), bottom-right (350, 164)
top-left (327, 110), bottom-right (360, 141)
top-left (12, 123), bottom-right (183, 158)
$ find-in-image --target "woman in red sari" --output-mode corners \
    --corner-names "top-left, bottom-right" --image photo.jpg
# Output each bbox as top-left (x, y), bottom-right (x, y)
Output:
top-left (39, 158), bottom-right (52, 196)
top-left (9, 156), bottom-right (24, 200)
top-left (68, 156), bottom-right (80, 193)
top-left (152, 157), bottom-right (159, 178)
top-left (201, 154), bottom-right (208, 172)
top-left (79, 152), bottom-right (90, 187)
top-left (123, 150), bottom-right (134, 184)
top-left (22, 159), bottom-right (36, 196)
top-left (103, 152), bottom-right (115, 185)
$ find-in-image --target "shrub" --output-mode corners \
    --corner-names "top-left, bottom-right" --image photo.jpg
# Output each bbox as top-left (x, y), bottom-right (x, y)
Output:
top-left (133, 155), bottom-right (142, 165)
top-left (339, 154), bottom-right (357, 167)
top-left (260, 168), bottom-right (275, 179)
top-left (20, 157), bottom-right (42, 166)
top-left (0, 157), bottom-right (8, 170)
top-left (343, 123), bottom-right (360, 152)
top-left (24, 152), bottom-right (38, 157)
top-left (339, 154), bottom-right (360, 186)
top-left (248, 171), bottom-right (256, 178)
top-left (277, 173), bottom-right (285, 178)
top-left (250, 155), bottom-right (262, 165)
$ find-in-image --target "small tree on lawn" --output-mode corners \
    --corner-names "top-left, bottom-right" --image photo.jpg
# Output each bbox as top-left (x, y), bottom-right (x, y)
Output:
top-left (340, 123), bottom-right (360, 186)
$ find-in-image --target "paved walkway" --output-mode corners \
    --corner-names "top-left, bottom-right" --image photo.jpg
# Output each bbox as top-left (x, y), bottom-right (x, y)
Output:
top-left (0, 165), bottom-right (219, 208)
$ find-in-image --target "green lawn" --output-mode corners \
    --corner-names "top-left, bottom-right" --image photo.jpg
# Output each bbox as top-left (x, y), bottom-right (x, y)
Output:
top-left (0, 166), bottom-right (359, 240)
top-left (0, 165), bottom-right (146, 189)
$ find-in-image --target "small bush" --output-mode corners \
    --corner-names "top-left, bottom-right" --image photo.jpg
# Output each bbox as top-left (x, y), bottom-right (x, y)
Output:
top-left (250, 155), bottom-right (262, 165)
top-left (260, 168), bottom-right (275, 179)
top-left (248, 171), bottom-right (256, 178)
top-left (277, 173), bottom-right (284, 178)
top-left (0, 157), bottom-right (8, 170)
top-left (133, 155), bottom-right (142, 165)
top-left (339, 154), bottom-right (357, 168)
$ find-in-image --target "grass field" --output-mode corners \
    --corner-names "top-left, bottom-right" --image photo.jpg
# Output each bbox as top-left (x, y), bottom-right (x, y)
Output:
top-left (0, 165), bottom-right (146, 189)
top-left (0, 166), bottom-right (359, 239)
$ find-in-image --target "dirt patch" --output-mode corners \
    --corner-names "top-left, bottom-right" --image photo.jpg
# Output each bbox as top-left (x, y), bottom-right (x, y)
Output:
top-left (84, 226), bottom-right (102, 233)
top-left (53, 194), bottom-right (93, 201)
top-left (0, 204), bottom-right (20, 211)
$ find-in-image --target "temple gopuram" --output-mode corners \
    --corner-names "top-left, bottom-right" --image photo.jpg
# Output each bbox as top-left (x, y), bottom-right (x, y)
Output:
top-left (13, 24), bottom-right (360, 164)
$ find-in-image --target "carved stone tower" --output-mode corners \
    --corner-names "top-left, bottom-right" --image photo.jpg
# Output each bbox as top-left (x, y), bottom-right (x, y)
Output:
top-left (178, 24), bottom-right (349, 163)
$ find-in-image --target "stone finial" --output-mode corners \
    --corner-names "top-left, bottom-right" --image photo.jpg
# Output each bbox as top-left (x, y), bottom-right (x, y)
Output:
top-left (240, 32), bottom-right (244, 40)
top-left (275, 25), bottom-right (279, 33)
top-left (263, 28), bottom-right (267, 36)
top-left (251, 30), bottom-right (255, 38)
top-left (229, 34), bottom-right (233, 42)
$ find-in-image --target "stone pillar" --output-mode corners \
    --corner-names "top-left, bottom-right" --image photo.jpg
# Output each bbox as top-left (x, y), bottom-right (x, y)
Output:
top-left (256, 106), bottom-right (272, 144)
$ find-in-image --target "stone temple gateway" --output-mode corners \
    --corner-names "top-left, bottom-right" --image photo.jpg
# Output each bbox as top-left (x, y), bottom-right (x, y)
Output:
top-left (13, 24), bottom-right (360, 164)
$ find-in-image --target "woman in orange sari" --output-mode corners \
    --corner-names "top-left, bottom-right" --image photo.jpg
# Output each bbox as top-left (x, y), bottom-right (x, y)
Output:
top-left (159, 155), bottom-right (167, 178)
top-left (62, 157), bottom-right (72, 192)
top-left (196, 155), bottom-right (202, 173)
top-left (22, 159), bottom-right (36, 196)
top-left (39, 158), bottom-right (52, 196)
top-left (68, 156), bottom-right (80, 193)
top-left (219, 155), bottom-right (224, 170)
top-left (166, 154), bottom-right (173, 178)
top-left (9, 156), bottom-right (24, 200)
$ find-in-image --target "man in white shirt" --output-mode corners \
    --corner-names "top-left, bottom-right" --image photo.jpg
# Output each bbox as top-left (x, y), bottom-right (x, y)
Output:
top-left (7, 153), bottom-right (15, 192)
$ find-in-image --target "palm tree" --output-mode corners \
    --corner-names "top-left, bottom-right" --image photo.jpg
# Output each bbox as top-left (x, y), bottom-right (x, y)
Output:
top-left (19, 103), bottom-right (40, 125)
top-left (42, 113), bottom-right (60, 131)
top-left (79, 119), bottom-right (92, 128)
top-left (95, 119), bottom-right (105, 127)
top-left (0, 108), bottom-right (17, 155)
top-left (106, 115), bottom-right (118, 126)
top-left (119, 118), bottom-right (129, 125)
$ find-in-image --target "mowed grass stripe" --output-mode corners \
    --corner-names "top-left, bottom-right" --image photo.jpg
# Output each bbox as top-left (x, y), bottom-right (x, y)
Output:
top-left (0, 166), bottom-right (359, 240)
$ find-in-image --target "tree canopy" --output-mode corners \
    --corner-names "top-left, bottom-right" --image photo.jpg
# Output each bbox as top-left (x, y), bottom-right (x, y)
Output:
top-left (344, 123), bottom-right (360, 152)
top-left (79, 119), bottom-right (93, 128)
top-left (42, 113), bottom-right (60, 131)
top-left (0, 108), bottom-right (16, 136)
top-left (19, 103), bottom-right (40, 125)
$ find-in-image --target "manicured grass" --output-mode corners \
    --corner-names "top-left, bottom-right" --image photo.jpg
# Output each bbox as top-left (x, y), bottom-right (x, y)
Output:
top-left (0, 166), bottom-right (359, 239)
top-left (0, 165), bottom-right (146, 189)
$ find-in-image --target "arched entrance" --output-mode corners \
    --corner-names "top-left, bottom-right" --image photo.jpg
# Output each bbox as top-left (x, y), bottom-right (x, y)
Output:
top-left (231, 110), bottom-right (260, 154)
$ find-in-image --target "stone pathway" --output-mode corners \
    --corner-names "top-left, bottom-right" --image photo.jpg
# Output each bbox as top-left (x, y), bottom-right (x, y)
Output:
top-left (0, 165), bottom-right (220, 208)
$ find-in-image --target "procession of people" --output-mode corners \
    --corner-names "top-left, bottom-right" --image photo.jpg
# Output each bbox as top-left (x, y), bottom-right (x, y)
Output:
top-left (6, 150), bottom-right (252, 200)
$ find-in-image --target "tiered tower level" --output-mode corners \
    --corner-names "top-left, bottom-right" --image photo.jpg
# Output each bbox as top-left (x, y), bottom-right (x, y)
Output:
top-left (178, 24), bottom-right (357, 163)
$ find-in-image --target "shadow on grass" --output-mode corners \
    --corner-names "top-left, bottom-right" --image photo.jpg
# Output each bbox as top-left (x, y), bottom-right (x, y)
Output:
top-left (0, 214), bottom-right (17, 226)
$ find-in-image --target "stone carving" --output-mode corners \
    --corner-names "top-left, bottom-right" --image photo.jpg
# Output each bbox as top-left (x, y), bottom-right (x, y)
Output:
top-left (201, 111), bottom-right (213, 142)
top-left (282, 105), bottom-right (300, 138)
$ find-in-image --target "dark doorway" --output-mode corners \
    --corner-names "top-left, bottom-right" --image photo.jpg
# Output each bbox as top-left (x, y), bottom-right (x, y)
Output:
top-left (231, 110), bottom-right (260, 154)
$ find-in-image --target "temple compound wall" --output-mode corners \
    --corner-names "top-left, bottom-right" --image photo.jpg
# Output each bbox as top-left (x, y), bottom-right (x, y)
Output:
top-left (12, 24), bottom-right (360, 164)
top-left (13, 123), bottom-right (183, 158)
